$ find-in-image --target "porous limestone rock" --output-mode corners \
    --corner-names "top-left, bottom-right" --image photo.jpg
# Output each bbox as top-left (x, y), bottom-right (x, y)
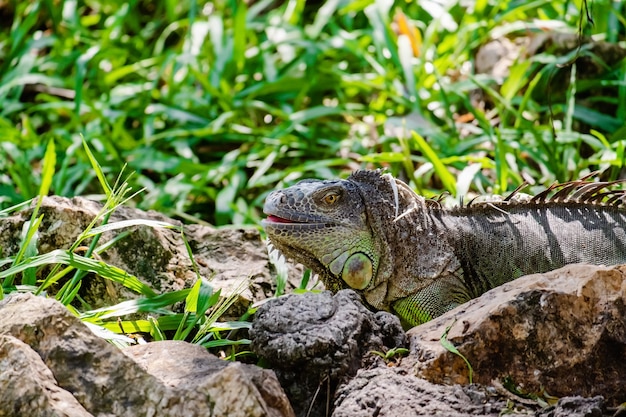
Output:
top-left (250, 289), bottom-right (406, 417)
top-left (0, 334), bottom-right (92, 417)
top-left (405, 264), bottom-right (626, 406)
top-left (536, 396), bottom-right (605, 417)
top-left (251, 265), bottom-right (623, 416)
top-left (124, 340), bottom-right (294, 417)
top-left (333, 367), bottom-right (510, 417)
top-left (0, 292), bottom-right (293, 417)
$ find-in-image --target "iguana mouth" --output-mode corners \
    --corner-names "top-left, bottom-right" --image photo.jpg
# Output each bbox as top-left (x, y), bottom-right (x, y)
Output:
top-left (263, 211), bottom-right (330, 225)
top-left (266, 215), bottom-right (298, 224)
top-left (262, 217), bottom-right (330, 229)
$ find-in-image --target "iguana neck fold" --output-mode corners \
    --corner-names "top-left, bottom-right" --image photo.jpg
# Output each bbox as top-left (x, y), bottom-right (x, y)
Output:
top-left (345, 171), bottom-right (462, 311)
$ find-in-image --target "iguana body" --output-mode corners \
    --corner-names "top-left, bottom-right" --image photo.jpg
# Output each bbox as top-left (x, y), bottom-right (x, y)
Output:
top-left (262, 170), bottom-right (626, 327)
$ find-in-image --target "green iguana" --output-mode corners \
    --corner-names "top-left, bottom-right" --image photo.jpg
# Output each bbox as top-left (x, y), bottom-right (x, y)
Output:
top-left (262, 170), bottom-right (626, 327)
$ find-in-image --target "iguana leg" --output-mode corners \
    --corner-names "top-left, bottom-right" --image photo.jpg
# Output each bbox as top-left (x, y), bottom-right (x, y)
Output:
top-left (392, 275), bottom-right (471, 327)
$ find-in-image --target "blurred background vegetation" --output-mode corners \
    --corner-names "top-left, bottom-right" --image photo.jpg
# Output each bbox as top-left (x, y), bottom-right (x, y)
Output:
top-left (1, 0), bottom-right (625, 226)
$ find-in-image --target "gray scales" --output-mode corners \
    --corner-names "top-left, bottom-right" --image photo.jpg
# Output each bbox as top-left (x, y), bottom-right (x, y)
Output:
top-left (262, 170), bottom-right (626, 327)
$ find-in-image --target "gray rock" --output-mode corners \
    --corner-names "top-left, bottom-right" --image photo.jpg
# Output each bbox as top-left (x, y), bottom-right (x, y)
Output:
top-left (0, 334), bottom-right (93, 417)
top-left (333, 367), bottom-right (512, 417)
top-left (405, 264), bottom-right (626, 406)
top-left (252, 265), bottom-right (624, 416)
top-left (124, 340), bottom-right (295, 417)
top-left (0, 292), bottom-right (293, 417)
top-left (250, 289), bottom-right (406, 417)
top-left (0, 292), bottom-right (189, 416)
top-left (536, 396), bottom-right (605, 417)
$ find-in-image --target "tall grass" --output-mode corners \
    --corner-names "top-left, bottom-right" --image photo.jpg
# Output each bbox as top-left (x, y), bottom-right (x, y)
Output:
top-left (1, 0), bottom-right (625, 224)
top-left (0, 139), bottom-right (250, 351)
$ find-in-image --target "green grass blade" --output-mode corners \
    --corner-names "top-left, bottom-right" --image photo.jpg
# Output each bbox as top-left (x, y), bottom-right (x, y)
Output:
top-left (10, 139), bottom-right (55, 269)
top-left (82, 137), bottom-right (112, 197)
top-left (86, 219), bottom-right (180, 237)
top-left (175, 279), bottom-right (215, 341)
top-left (201, 338), bottom-right (251, 349)
top-left (307, 0), bottom-right (341, 38)
top-left (82, 289), bottom-right (190, 319)
top-left (149, 316), bottom-right (166, 341)
top-left (9, 250), bottom-right (157, 297)
top-left (440, 320), bottom-right (473, 384)
top-left (411, 131), bottom-right (457, 195)
top-left (19, 215), bottom-right (41, 286)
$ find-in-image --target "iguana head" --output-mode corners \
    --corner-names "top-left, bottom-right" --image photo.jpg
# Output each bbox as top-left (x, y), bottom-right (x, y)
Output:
top-left (262, 170), bottom-right (461, 318)
top-left (262, 176), bottom-right (379, 292)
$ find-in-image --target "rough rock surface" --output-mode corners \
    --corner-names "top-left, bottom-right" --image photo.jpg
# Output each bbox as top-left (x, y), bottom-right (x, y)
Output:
top-left (125, 341), bottom-right (294, 417)
top-left (333, 367), bottom-right (511, 417)
top-left (334, 369), bottom-right (615, 417)
top-left (405, 264), bottom-right (626, 406)
top-left (0, 334), bottom-right (92, 417)
top-left (250, 264), bottom-right (623, 416)
top-left (250, 289), bottom-right (406, 417)
top-left (0, 196), bottom-right (304, 312)
top-left (0, 292), bottom-right (293, 417)
top-left (536, 396), bottom-right (605, 417)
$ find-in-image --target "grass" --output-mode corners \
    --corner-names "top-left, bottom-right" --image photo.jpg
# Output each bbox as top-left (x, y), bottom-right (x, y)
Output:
top-left (0, 139), bottom-right (251, 352)
top-left (1, 0), bottom-right (624, 226)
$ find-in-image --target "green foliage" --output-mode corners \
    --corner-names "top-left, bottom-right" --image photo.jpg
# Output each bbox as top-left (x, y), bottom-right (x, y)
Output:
top-left (1, 0), bottom-right (624, 225)
top-left (0, 139), bottom-right (249, 351)
top-left (369, 346), bottom-right (410, 363)
top-left (440, 320), bottom-right (473, 384)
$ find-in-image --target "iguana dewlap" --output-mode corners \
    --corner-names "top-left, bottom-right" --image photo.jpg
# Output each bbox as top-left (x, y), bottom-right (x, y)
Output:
top-left (262, 170), bottom-right (626, 327)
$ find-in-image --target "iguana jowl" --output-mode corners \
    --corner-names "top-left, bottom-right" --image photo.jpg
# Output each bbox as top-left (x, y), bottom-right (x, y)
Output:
top-left (262, 170), bottom-right (626, 327)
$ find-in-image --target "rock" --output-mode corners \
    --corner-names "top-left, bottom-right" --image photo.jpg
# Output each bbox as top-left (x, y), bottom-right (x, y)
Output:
top-left (0, 196), bottom-right (303, 312)
top-left (0, 334), bottom-right (93, 417)
top-left (250, 289), bottom-right (406, 417)
top-left (475, 37), bottom-right (523, 81)
top-left (0, 292), bottom-right (294, 417)
top-left (476, 33), bottom-right (626, 83)
top-left (0, 292), bottom-right (190, 416)
top-left (333, 367), bottom-right (511, 417)
top-left (124, 340), bottom-right (295, 417)
top-left (536, 396), bottom-right (605, 417)
top-left (405, 264), bottom-right (626, 406)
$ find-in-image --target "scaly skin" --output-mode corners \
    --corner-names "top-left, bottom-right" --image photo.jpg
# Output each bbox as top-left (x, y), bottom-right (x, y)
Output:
top-left (262, 170), bottom-right (626, 327)
top-left (263, 178), bottom-right (380, 292)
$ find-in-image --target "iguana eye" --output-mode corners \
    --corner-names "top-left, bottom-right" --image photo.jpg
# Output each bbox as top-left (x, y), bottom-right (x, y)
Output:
top-left (323, 192), bottom-right (339, 205)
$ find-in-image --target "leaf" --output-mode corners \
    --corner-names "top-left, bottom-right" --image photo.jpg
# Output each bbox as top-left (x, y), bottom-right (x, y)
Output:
top-left (6, 138), bottom-right (55, 287)
top-left (440, 320), bottom-right (473, 384)
top-left (82, 137), bottom-right (111, 197)
top-left (82, 289), bottom-right (190, 319)
top-left (86, 219), bottom-right (179, 237)
top-left (200, 338), bottom-right (251, 349)
top-left (411, 131), bottom-right (457, 195)
top-left (185, 278), bottom-right (214, 316)
top-left (306, 0), bottom-right (341, 39)
top-left (456, 163), bottom-right (482, 199)
top-left (9, 250), bottom-right (158, 297)
top-left (359, 152), bottom-right (407, 164)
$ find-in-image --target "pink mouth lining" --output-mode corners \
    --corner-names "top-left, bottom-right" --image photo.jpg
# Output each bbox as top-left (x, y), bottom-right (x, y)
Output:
top-left (266, 215), bottom-right (294, 223)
